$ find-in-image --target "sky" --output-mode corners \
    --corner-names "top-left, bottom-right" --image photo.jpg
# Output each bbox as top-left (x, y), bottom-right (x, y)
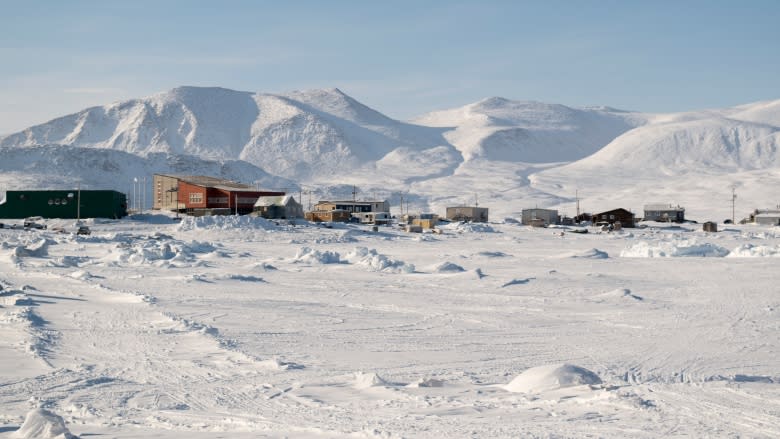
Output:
top-left (1, 0), bottom-right (779, 134)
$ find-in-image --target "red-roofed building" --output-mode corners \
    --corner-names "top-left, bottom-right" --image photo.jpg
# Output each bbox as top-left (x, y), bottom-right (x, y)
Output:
top-left (153, 174), bottom-right (284, 216)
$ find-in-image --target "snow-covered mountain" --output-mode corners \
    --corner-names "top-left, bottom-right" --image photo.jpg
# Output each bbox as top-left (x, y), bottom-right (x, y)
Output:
top-left (413, 97), bottom-right (647, 162)
top-left (0, 86), bottom-right (458, 183)
top-left (2, 86), bottom-right (780, 219)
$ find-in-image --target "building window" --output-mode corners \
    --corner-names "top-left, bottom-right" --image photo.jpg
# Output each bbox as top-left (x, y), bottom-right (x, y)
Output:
top-left (189, 193), bottom-right (203, 203)
top-left (61, 199), bottom-right (68, 205)
top-left (610, 214), bottom-right (615, 220)
top-left (48, 199), bottom-right (54, 205)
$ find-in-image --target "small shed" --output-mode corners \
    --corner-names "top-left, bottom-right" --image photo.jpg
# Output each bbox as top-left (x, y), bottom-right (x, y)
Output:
top-left (305, 210), bottom-right (351, 223)
top-left (253, 195), bottom-right (304, 219)
top-left (703, 222), bottom-right (718, 232)
top-left (521, 208), bottom-right (558, 226)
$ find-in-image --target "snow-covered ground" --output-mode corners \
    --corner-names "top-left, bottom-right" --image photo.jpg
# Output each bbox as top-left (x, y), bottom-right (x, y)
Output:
top-left (1, 214), bottom-right (778, 438)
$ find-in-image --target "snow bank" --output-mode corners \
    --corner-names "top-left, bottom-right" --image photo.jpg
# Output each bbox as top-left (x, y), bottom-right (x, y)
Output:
top-left (505, 364), bottom-right (602, 393)
top-left (13, 408), bottom-right (77, 439)
top-left (565, 248), bottom-right (609, 259)
top-left (109, 239), bottom-right (217, 266)
top-left (176, 215), bottom-right (278, 231)
top-left (344, 247), bottom-right (415, 273)
top-left (293, 247), bottom-right (341, 264)
top-left (428, 261), bottom-right (466, 273)
top-left (620, 240), bottom-right (729, 257)
top-left (2, 239), bottom-right (53, 262)
top-left (441, 222), bottom-right (497, 233)
top-left (353, 372), bottom-right (392, 389)
top-left (727, 244), bottom-right (780, 257)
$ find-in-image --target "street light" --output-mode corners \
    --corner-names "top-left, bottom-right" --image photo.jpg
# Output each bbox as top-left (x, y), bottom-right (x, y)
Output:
top-left (167, 187), bottom-right (179, 220)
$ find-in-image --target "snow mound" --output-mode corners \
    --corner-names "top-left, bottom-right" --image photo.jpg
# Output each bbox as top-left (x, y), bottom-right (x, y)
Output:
top-left (505, 363), bottom-right (603, 394)
top-left (13, 408), bottom-right (78, 439)
top-left (727, 244), bottom-right (780, 257)
top-left (344, 247), bottom-right (415, 273)
top-left (620, 240), bottom-right (729, 258)
top-left (109, 240), bottom-right (217, 266)
top-left (445, 222), bottom-right (497, 233)
top-left (565, 248), bottom-right (609, 259)
top-left (293, 247), bottom-right (341, 264)
top-left (8, 239), bottom-right (51, 259)
top-left (406, 378), bottom-right (445, 388)
top-left (428, 261), bottom-right (466, 273)
top-left (353, 372), bottom-right (391, 389)
top-left (177, 215), bottom-right (278, 231)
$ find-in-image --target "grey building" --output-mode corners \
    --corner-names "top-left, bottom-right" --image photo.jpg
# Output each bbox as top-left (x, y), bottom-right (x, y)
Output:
top-left (253, 195), bottom-right (304, 219)
top-left (643, 203), bottom-right (685, 222)
top-left (521, 208), bottom-right (558, 226)
top-left (445, 206), bottom-right (489, 222)
top-left (753, 210), bottom-right (780, 226)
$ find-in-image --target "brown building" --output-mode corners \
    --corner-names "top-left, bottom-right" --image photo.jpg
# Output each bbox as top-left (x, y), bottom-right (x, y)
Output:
top-left (153, 174), bottom-right (284, 216)
top-left (305, 210), bottom-right (352, 223)
top-left (445, 206), bottom-right (489, 222)
top-left (593, 208), bottom-right (635, 228)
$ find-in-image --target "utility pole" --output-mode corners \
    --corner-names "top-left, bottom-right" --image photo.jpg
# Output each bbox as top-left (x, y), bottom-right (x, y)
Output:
top-left (352, 185), bottom-right (358, 202)
top-left (576, 189), bottom-right (580, 219)
top-left (475, 193), bottom-right (479, 208)
top-left (77, 183), bottom-right (81, 224)
top-left (731, 185), bottom-right (737, 224)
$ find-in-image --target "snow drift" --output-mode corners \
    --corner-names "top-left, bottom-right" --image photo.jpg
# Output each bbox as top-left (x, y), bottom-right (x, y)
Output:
top-left (505, 364), bottom-right (603, 393)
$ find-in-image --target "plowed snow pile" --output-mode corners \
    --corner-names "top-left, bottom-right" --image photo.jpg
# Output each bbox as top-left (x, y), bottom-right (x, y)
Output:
top-left (505, 364), bottom-right (603, 393)
top-left (176, 215), bottom-right (278, 231)
top-left (13, 408), bottom-right (77, 439)
top-left (620, 240), bottom-right (729, 257)
top-left (727, 243), bottom-right (780, 257)
top-left (345, 247), bottom-right (415, 273)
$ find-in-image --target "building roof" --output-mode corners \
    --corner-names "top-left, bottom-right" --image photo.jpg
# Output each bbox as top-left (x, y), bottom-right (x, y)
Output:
top-left (523, 208), bottom-right (558, 213)
top-left (644, 203), bottom-right (684, 211)
top-left (157, 174), bottom-right (253, 190)
top-left (254, 195), bottom-right (297, 207)
top-left (755, 212), bottom-right (780, 218)
top-left (318, 200), bottom-right (386, 205)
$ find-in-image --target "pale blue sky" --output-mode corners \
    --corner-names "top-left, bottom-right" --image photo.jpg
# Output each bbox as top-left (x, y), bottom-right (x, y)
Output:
top-left (1, 0), bottom-right (778, 134)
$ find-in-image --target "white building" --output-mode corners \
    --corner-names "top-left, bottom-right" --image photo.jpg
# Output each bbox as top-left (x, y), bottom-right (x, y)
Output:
top-left (521, 208), bottom-right (558, 226)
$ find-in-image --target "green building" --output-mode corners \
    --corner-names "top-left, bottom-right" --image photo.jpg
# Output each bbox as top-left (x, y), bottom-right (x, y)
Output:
top-left (0, 190), bottom-right (128, 219)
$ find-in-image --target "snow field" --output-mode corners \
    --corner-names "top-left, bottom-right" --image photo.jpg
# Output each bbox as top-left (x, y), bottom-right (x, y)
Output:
top-left (0, 219), bottom-right (779, 437)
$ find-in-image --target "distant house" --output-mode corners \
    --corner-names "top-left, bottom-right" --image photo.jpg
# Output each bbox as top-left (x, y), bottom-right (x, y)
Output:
top-left (305, 210), bottom-right (352, 223)
top-left (253, 195), bottom-right (304, 219)
top-left (593, 208), bottom-right (635, 228)
top-left (643, 203), bottom-right (685, 222)
top-left (405, 213), bottom-right (439, 229)
top-left (351, 211), bottom-right (391, 225)
top-left (751, 209), bottom-right (780, 226)
top-left (313, 200), bottom-right (390, 213)
top-left (445, 206), bottom-right (489, 222)
top-left (521, 208), bottom-right (558, 226)
top-left (152, 174), bottom-right (284, 216)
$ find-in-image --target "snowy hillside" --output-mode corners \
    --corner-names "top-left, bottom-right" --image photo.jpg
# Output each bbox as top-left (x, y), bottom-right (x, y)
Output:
top-left (0, 144), bottom-right (296, 195)
top-left (413, 97), bottom-right (647, 162)
top-left (530, 99), bottom-right (780, 220)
